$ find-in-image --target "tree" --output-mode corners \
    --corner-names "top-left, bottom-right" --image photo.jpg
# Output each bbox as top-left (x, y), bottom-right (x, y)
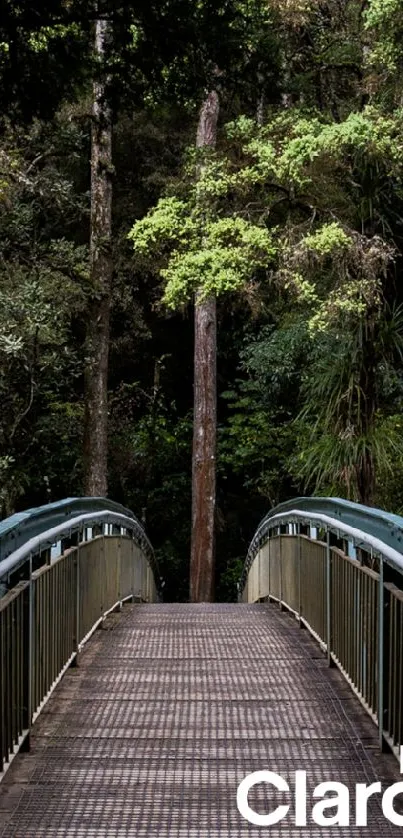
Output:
top-left (128, 131), bottom-right (275, 599)
top-left (0, 119), bottom-right (88, 514)
top-left (82, 0), bottom-right (278, 500)
top-left (204, 100), bottom-right (403, 504)
top-left (190, 89), bottom-right (220, 602)
top-left (83, 17), bottom-right (113, 496)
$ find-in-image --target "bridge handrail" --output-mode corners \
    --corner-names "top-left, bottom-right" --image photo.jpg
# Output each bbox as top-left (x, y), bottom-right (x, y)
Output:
top-left (0, 510), bottom-right (155, 580)
top-left (0, 498), bottom-right (160, 777)
top-left (240, 495), bottom-right (403, 761)
top-left (240, 496), bottom-right (403, 593)
top-left (0, 497), bottom-right (138, 561)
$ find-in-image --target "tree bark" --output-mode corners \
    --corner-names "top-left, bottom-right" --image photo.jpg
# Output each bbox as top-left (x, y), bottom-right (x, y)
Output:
top-left (83, 18), bottom-right (113, 497)
top-left (190, 90), bottom-right (219, 602)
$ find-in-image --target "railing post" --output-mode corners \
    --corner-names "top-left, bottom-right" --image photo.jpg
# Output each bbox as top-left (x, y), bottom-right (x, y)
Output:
top-left (72, 546), bottom-right (80, 666)
top-left (117, 535), bottom-right (122, 606)
top-left (0, 606), bottom-right (3, 773)
top-left (260, 549), bottom-right (264, 603)
top-left (268, 535), bottom-right (271, 602)
top-left (0, 605), bottom-right (3, 773)
top-left (378, 557), bottom-right (385, 751)
top-left (279, 528), bottom-right (283, 610)
top-left (326, 530), bottom-right (332, 666)
top-left (298, 524), bottom-right (302, 626)
top-left (22, 555), bottom-right (33, 752)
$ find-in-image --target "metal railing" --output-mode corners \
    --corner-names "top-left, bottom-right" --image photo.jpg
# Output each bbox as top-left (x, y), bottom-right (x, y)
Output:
top-left (0, 498), bottom-right (160, 777)
top-left (239, 497), bottom-right (403, 761)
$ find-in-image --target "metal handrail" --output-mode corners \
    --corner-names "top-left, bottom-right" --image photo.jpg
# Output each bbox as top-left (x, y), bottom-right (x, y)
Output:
top-left (0, 497), bottom-right (139, 561)
top-left (240, 496), bottom-right (403, 761)
top-left (239, 496), bottom-right (403, 594)
top-left (0, 498), bottom-right (162, 597)
top-left (0, 498), bottom-right (161, 778)
top-left (0, 511), bottom-right (151, 576)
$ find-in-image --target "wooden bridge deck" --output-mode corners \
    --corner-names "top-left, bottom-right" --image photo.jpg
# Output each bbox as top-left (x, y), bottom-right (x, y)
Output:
top-left (0, 603), bottom-right (401, 836)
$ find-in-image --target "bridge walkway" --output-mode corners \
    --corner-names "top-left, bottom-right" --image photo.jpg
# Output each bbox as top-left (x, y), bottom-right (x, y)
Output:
top-left (0, 603), bottom-right (401, 837)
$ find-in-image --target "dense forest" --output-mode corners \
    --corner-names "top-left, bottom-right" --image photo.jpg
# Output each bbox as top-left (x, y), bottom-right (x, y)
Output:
top-left (1, 0), bottom-right (403, 600)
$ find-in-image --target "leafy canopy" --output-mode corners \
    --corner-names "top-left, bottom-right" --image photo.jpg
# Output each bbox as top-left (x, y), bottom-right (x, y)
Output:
top-left (128, 196), bottom-right (276, 306)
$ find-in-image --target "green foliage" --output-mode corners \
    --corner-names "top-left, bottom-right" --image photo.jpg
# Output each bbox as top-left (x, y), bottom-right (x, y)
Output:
top-left (206, 87), bottom-right (403, 509)
top-left (109, 386), bottom-right (193, 601)
top-left (162, 218), bottom-right (276, 305)
top-left (0, 119), bottom-right (88, 514)
top-left (224, 107), bottom-right (403, 196)
top-left (128, 197), bottom-right (197, 254)
top-left (291, 302), bottom-right (403, 504)
top-left (0, 3), bottom-right (91, 123)
top-left (129, 193), bottom-right (276, 306)
top-left (364, 0), bottom-right (403, 79)
top-left (302, 223), bottom-right (351, 256)
top-left (219, 318), bottom-right (308, 502)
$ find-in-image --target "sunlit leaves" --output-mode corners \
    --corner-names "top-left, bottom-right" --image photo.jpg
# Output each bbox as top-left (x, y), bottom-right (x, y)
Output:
top-left (128, 197), bottom-right (197, 254)
top-left (129, 186), bottom-right (276, 306)
top-left (364, 0), bottom-right (403, 97)
top-left (302, 222), bottom-right (351, 256)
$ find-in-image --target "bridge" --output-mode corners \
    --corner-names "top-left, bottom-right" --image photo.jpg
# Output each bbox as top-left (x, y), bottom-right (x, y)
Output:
top-left (0, 496), bottom-right (403, 835)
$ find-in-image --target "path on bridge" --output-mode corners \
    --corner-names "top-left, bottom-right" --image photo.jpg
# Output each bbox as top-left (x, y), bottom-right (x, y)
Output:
top-left (0, 603), bottom-right (401, 836)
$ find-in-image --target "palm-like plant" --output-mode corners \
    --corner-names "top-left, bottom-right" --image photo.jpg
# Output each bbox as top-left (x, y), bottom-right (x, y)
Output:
top-left (294, 303), bottom-right (403, 505)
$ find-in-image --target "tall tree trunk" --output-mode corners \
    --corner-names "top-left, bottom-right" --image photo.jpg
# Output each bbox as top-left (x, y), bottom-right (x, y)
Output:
top-left (190, 90), bottom-right (219, 602)
top-left (256, 65), bottom-right (265, 126)
top-left (83, 17), bottom-right (113, 497)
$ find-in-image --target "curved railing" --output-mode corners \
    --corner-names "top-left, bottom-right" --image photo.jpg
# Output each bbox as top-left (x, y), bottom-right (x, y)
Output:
top-left (239, 497), bottom-right (403, 761)
top-left (0, 495), bottom-right (154, 562)
top-left (0, 497), bottom-right (160, 777)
